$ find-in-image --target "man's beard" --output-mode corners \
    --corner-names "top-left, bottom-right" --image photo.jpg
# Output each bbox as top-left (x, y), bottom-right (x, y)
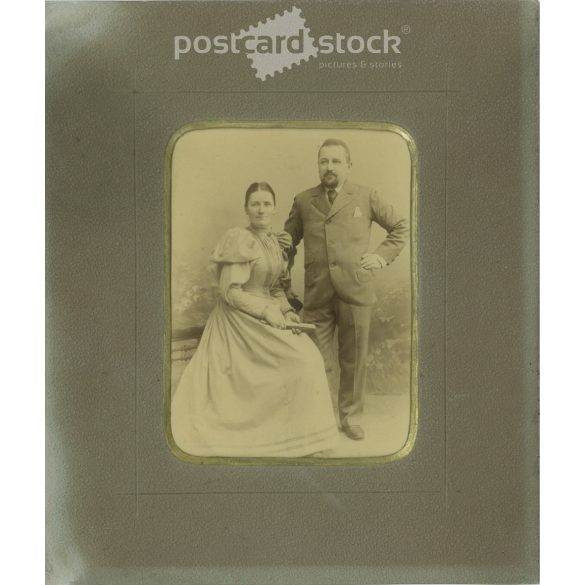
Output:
top-left (322, 173), bottom-right (338, 187)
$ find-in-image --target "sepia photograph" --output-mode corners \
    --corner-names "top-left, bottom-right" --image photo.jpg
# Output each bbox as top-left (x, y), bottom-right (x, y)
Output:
top-left (43, 1), bottom-right (540, 580)
top-left (166, 123), bottom-right (417, 461)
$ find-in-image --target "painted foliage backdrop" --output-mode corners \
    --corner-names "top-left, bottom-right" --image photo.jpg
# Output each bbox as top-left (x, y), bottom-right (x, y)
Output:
top-left (171, 128), bottom-right (412, 394)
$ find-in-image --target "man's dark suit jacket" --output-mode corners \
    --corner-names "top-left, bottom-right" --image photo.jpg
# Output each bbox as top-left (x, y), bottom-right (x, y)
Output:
top-left (284, 181), bottom-right (408, 310)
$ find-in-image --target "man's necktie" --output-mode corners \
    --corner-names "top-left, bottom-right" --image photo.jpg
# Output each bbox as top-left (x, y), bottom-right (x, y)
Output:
top-left (327, 189), bottom-right (337, 205)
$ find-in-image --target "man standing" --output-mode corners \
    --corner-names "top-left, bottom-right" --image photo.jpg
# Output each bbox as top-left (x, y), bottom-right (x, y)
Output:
top-left (284, 138), bottom-right (408, 440)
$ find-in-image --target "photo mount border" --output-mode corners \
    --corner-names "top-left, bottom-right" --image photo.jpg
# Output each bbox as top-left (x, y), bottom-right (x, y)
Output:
top-left (163, 120), bottom-right (419, 466)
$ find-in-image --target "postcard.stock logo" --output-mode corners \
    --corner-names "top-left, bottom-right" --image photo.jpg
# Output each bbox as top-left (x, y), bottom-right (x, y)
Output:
top-left (174, 6), bottom-right (402, 81)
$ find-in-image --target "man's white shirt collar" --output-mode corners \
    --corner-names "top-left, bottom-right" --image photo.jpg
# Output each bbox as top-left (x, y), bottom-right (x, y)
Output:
top-left (323, 180), bottom-right (346, 195)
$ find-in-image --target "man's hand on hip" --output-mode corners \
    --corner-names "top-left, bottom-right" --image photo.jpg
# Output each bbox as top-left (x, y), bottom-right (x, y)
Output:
top-left (360, 254), bottom-right (386, 270)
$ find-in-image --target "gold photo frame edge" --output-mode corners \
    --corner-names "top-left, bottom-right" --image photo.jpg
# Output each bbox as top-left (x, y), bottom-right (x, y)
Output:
top-left (162, 119), bottom-right (419, 467)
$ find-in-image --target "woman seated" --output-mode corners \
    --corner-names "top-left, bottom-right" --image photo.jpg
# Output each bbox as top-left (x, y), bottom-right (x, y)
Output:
top-left (171, 182), bottom-right (339, 457)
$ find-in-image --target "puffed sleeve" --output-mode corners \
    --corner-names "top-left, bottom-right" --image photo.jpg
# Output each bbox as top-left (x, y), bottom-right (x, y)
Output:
top-left (211, 228), bottom-right (271, 320)
top-left (210, 227), bottom-right (262, 264)
top-left (274, 230), bottom-right (293, 255)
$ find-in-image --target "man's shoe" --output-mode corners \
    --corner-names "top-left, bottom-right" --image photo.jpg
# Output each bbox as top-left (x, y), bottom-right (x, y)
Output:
top-left (342, 425), bottom-right (365, 441)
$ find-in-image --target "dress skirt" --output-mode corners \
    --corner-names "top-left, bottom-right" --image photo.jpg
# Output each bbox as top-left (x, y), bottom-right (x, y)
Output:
top-left (171, 298), bottom-right (339, 457)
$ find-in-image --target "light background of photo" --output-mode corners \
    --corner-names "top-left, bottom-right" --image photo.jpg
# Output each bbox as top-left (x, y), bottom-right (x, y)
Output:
top-left (171, 127), bottom-right (412, 326)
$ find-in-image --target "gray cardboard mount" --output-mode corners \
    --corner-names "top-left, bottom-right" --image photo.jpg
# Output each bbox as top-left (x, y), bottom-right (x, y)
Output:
top-left (46, 1), bottom-right (539, 583)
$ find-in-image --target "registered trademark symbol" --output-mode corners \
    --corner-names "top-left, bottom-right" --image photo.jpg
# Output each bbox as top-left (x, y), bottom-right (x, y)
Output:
top-left (401, 25), bottom-right (411, 34)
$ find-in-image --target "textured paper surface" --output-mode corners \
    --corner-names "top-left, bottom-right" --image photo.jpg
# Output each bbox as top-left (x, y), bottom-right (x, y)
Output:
top-left (46, 1), bottom-right (539, 583)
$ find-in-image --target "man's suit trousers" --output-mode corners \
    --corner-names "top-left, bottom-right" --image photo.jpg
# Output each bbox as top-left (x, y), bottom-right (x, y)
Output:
top-left (303, 295), bottom-right (371, 428)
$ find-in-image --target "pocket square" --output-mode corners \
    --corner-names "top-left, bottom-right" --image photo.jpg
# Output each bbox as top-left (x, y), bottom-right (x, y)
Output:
top-left (353, 206), bottom-right (362, 218)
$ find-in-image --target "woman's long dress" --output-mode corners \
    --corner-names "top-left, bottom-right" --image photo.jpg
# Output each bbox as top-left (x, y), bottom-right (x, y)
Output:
top-left (171, 226), bottom-right (339, 457)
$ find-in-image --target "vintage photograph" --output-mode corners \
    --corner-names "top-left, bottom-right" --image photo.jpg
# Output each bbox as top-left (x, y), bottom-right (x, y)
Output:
top-left (166, 124), bottom-right (416, 461)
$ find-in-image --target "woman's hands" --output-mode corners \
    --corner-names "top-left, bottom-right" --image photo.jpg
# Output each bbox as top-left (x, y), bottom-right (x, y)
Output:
top-left (263, 306), bottom-right (303, 334)
top-left (263, 305), bottom-right (287, 329)
top-left (284, 311), bottom-right (303, 335)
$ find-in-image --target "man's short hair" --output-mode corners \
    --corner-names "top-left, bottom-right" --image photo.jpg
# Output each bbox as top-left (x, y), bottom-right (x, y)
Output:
top-left (318, 138), bottom-right (351, 162)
